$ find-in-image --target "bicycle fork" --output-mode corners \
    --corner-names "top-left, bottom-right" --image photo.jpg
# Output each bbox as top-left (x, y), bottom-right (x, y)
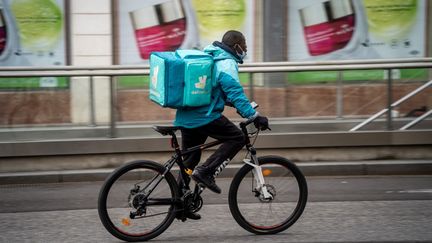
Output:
top-left (243, 156), bottom-right (274, 200)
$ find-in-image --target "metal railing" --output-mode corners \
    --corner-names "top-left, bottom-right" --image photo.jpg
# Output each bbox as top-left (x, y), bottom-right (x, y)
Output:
top-left (1, 58), bottom-right (431, 137)
top-left (350, 80), bottom-right (432, 131)
top-left (1, 57), bottom-right (431, 71)
top-left (400, 109), bottom-right (432, 130)
top-left (1, 59), bottom-right (432, 76)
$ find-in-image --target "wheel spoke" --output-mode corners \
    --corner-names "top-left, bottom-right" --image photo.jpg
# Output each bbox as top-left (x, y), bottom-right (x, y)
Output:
top-left (98, 161), bottom-right (179, 241)
top-left (229, 156), bottom-right (308, 234)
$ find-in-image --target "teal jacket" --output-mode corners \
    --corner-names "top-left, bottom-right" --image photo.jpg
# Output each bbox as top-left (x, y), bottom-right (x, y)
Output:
top-left (174, 42), bottom-right (257, 128)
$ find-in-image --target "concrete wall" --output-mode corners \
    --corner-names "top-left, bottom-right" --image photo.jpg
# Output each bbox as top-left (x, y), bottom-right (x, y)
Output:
top-left (1, 146), bottom-right (431, 172)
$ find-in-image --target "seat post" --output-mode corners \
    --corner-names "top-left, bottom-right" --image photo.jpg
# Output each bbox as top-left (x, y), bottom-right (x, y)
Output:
top-left (170, 132), bottom-right (181, 152)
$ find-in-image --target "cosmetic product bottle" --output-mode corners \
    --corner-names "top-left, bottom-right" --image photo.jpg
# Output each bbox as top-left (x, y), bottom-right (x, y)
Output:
top-left (130, 6), bottom-right (167, 60)
top-left (159, 0), bottom-right (186, 51)
top-left (0, 0), bottom-right (28, 66)
top-left (300, 2), bottom-right (335, 56)
top-left (130, 0), bottom-right (186, 60)
top-left (299, 0), bottom-right (379, 60)
top-left (331, 0), bottom-right (380, 59)
top-left (329, 0), bottom-right (355, 50)
top-left (0, 7), bottom-right (6, 55)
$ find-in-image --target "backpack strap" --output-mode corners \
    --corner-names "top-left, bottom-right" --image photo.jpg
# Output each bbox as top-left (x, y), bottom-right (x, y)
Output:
top-left (205, 58), bottom-right (224, 116)
top-left (206, 96), bottom-right (218, 116)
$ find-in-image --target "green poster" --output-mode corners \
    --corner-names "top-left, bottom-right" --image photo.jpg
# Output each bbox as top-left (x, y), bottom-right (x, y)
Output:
top-left (0, 0), bottom-right (67, 89)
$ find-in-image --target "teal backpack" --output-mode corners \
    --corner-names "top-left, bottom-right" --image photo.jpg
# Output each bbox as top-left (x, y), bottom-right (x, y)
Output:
top-left (149, 50), bottom-right (215, 109)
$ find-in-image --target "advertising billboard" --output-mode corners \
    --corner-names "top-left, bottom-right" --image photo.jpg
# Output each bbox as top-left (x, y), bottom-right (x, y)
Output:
top-left (287, 0), bottom-right (427, 82)
top-left (115, 0), bottom-right (255, 64)
top-left (0, 0), bottom-right (67, 89)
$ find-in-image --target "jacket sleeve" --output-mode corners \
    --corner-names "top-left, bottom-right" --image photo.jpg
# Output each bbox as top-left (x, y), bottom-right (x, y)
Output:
top-left (217, 60), bottom-right (257, 119)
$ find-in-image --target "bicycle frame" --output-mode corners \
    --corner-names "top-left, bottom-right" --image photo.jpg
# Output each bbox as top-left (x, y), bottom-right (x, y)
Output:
top-left (166, 118), bottom-right (271, 198)
top-left (142, 118), bottom-right (272, 205)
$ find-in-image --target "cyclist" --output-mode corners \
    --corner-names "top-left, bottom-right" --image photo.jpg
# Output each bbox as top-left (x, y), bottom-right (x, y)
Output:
top-left (174, 30), bottom-right (269, 219)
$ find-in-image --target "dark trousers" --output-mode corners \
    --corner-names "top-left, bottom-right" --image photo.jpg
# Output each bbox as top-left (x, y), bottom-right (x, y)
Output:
top-left (181, 116), bottom-right (245, 173)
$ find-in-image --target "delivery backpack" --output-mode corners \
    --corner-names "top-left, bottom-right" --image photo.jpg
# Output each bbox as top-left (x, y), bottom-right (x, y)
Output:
top-left (149, 50), bottom-right (216, 109)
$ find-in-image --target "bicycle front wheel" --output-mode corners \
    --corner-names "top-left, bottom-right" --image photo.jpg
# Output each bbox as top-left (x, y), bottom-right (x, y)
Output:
top-left (228, 155), bottom-right (308, 234)
top-left (98, 160), bottom-right (179, 242)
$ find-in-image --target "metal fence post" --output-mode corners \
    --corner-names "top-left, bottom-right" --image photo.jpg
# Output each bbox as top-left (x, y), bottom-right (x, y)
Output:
top-left (386, 69), bottom-right (393, 130)
top-left (248, 72), bottom-right (254, 101)
top-left (89, 76), bottom-right (96, 126)
top-left (109, 76), bottom-right (117, 138)
top-left (336, 71), bottom-right (344, 119)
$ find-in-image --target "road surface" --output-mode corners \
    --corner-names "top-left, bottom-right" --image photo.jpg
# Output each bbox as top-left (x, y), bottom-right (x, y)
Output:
top-left (0, 175), bottom-right (431, 242)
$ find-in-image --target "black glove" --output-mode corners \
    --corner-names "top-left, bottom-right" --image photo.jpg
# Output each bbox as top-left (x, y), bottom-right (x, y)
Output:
top-left (253, 115), bottom-right (270, 131)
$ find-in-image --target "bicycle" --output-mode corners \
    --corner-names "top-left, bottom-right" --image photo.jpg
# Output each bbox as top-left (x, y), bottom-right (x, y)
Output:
top-left (98, 117), bottom-right (308, 242)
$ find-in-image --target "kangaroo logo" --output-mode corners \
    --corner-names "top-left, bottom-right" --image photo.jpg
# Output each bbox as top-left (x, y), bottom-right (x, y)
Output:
top-left (151, 66), bottom-right (159, 88)
top-left (195, 75), bottom-right (207, 89)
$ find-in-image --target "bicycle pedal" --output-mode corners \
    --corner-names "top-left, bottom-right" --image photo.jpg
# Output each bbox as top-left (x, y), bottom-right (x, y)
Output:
top-left (175, 216), bottom-right (187, 222)
top-left (175, 214), bottom-right (186, 221)
top-left (175, 212), bottom-right (187, 222)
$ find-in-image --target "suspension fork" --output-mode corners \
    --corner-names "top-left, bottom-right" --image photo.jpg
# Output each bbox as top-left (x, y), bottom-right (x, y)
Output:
top-left (243, 147), bottom-right (273, 200)
top-left (239, 123), bottom-right (273, 199)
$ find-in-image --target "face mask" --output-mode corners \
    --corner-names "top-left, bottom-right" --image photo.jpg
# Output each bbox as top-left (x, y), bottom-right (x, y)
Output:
top-left (235, 44), bottom-right (247, 60)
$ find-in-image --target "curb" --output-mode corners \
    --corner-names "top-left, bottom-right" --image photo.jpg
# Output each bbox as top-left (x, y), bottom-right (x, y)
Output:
top-left (0, 160), bottom-right (431, 185)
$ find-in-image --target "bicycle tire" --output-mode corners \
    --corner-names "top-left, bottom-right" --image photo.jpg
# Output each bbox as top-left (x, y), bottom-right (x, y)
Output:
top-left (98, 160), bottom-right (179, 242)
top-left (228, 155), bottom-right (308, 234)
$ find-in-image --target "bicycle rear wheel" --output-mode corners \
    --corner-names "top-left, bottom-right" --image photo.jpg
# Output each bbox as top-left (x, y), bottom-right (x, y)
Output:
top-left (228, 155), bottom-right (308, 234)
top-left (98, 160), bottom-right (179, 242)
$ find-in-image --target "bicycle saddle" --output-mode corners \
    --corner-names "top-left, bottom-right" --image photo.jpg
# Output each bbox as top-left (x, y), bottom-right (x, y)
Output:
top-left (153, 126), bottom-right (180, 136)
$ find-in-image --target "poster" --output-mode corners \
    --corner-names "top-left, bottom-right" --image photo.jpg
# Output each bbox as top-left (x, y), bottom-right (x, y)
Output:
top-left (363, 0), bottom-right (426, 59)
top-left (0, 0), bottom-right (67, 88)
top-left (116, 0), bottom-right (255, 65)
top-left (287, 0), bottom-right (427, 82)
top-left (288, 0), bottom-right (426, 61)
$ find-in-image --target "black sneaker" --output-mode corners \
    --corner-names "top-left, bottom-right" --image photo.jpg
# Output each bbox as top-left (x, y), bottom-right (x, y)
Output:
top-left (191, 166), bottom-right (221, 194)
top-left (185, 211), bottom-right (201, 220)
top-left (176, 210), bottom-right (201, 221)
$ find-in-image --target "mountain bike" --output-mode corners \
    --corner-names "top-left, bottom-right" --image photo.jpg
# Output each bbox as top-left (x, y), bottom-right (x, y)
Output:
top-left (98, 117), bottom-right (308, 242)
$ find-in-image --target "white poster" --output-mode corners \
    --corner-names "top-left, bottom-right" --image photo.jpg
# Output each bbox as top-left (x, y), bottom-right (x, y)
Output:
top-left (287, 0), bottom-right (426, 61)
top-left (363, 0), bottom-right (426, 59)
top-left (0, 0), bottom-right (66, 66)
top-left (116, 0), bottom-right (255, 64)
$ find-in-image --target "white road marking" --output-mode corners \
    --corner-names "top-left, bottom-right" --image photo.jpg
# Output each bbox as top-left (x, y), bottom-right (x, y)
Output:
top-left (385, 189), bottom-right (432, 194)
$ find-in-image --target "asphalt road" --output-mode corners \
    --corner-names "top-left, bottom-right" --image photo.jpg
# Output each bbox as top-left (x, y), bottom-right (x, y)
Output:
top-left (0, 175), bottom-right (431, 242)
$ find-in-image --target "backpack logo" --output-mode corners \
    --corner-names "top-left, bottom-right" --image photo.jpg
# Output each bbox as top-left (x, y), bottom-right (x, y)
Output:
top-left (151, 66), bottom-right (159, 88)
top-left (195, 75), bottom-right (207, 90)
